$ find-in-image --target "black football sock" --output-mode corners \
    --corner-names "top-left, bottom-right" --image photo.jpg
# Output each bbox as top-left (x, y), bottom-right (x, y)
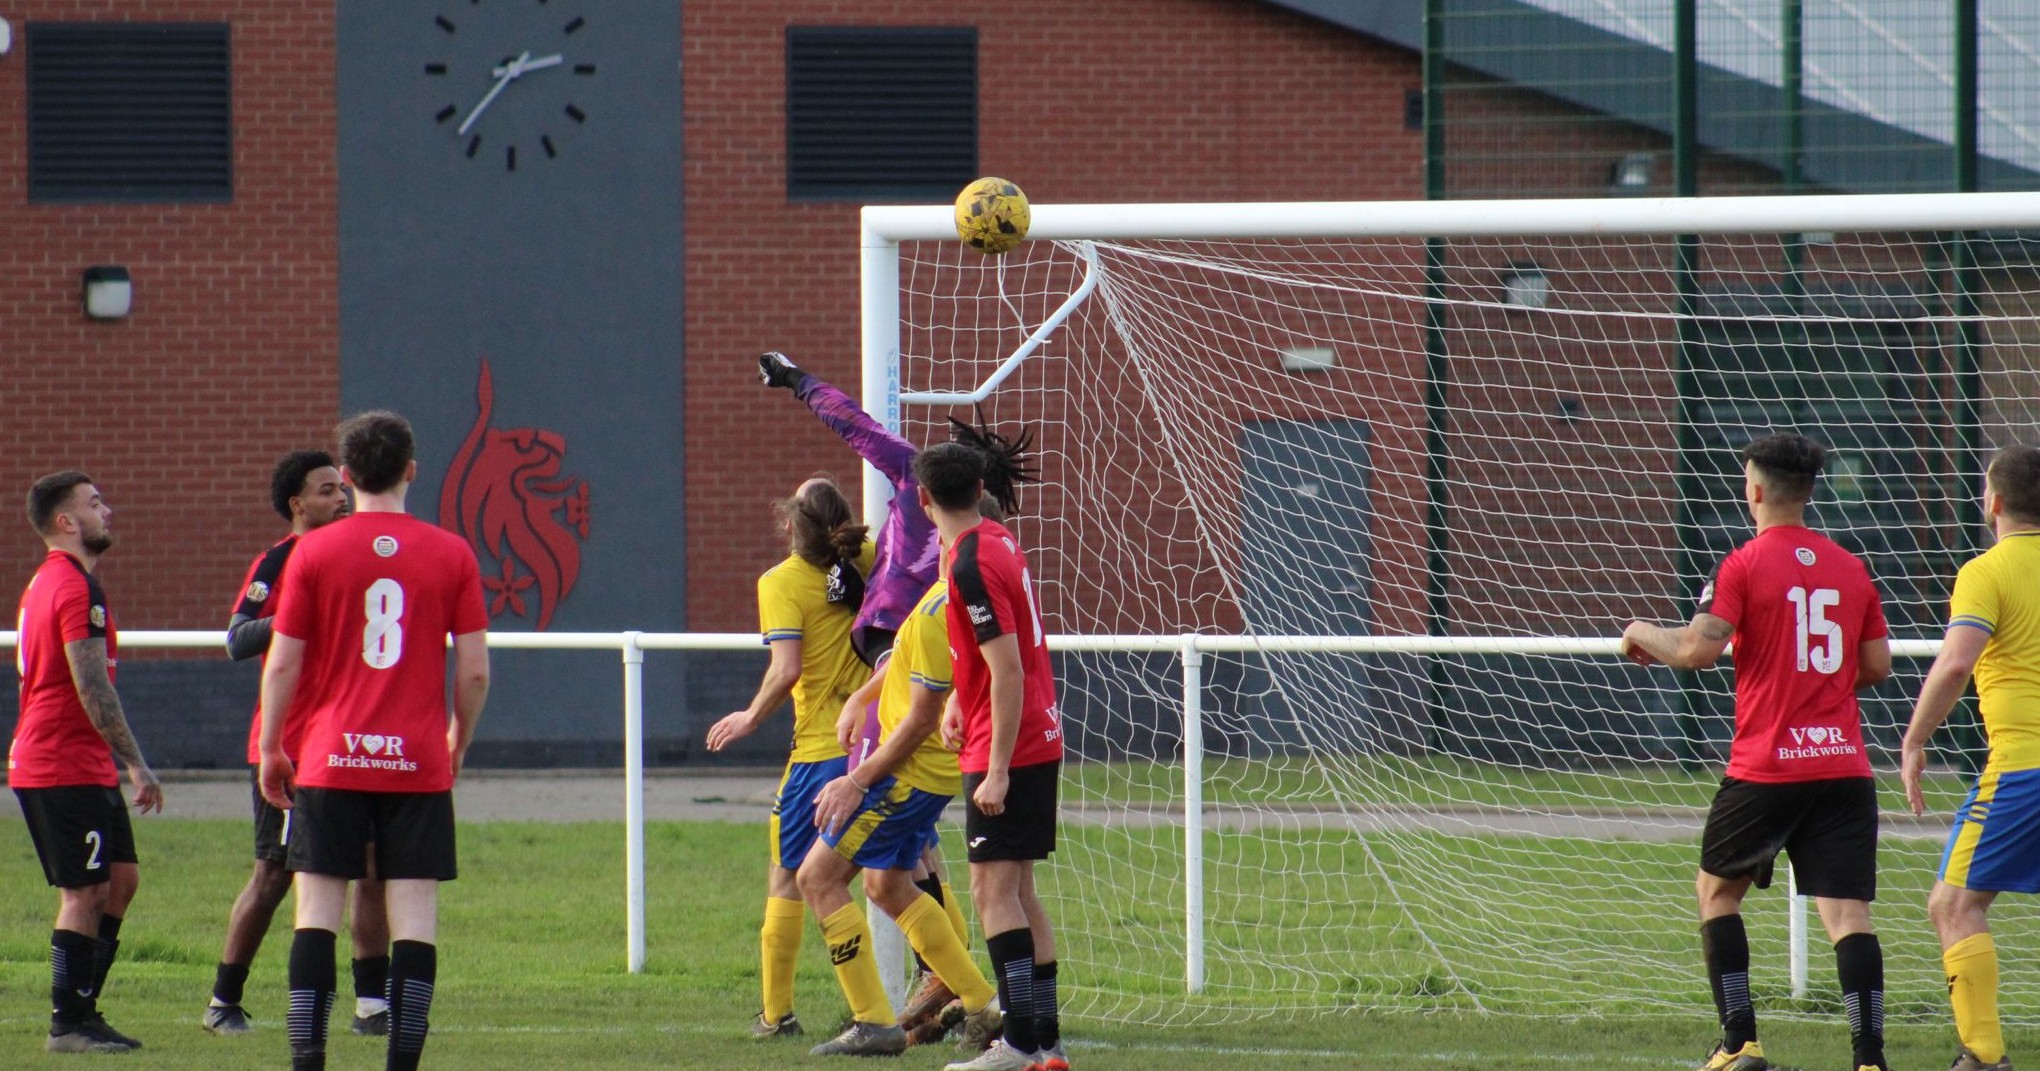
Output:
top-left (354, 954), bottom-right (391, 1007)
top-left (1034, 959), bottom-right (1060, 1050)
top-left (1701, 914), bottom-right (1757, 1051)
top-left (387, 940), bottom-right (438, 1071)
top-left (93, 913), bottom-right (123, 1001)
top-left (1836, 932), bottom-right (1886, 1068)
top-left (214, 961), bottom-right (251, 1006)
top-left (986, 927), bottom-right (1036, 1052)
top-left (51, 928), bottom-right (99, 1027)
top-left (287, 928), bottom-right (337, 1070)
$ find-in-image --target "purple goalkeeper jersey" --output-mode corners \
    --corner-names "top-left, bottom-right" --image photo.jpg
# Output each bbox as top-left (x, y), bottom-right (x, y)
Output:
top-left (798, 377), bottom-right (940, 655)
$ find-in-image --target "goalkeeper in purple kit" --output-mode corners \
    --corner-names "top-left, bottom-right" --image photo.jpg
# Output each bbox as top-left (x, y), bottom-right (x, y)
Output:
top-left (759, 351), bottom-right (1032, 668)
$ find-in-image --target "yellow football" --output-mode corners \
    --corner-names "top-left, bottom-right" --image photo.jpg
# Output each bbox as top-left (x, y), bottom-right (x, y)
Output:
top-left (953, 177), bottom-right (1030, 256)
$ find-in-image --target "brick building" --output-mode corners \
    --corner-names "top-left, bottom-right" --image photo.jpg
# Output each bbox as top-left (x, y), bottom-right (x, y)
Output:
top-left (0, 1), bottom-right (2004, 767)
top-left (0, 0), bottom-right (1444, 766)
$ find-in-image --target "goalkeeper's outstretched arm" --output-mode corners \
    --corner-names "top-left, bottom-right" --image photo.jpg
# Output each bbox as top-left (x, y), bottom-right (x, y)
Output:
top-left (758, 351), bottom-right (918, 482)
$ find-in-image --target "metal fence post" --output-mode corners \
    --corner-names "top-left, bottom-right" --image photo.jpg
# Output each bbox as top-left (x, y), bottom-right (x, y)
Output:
top-left (622, 630), bottom-right (646, 974)
top-left (1182, 635), bottom-right (1206, 993)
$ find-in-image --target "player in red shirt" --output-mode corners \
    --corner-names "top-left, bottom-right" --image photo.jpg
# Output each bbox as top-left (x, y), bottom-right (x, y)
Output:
top-left (10, 471), bottom-right (163, 1054)
top-left (1622, 434), bottom-right (1893, 1071)
top-left (203, 449), bottom-right (392, 1038)
top-left (257, 412), bottom-right (489, 1071)
top-left (917, 442), bottom-right (1068, 1071)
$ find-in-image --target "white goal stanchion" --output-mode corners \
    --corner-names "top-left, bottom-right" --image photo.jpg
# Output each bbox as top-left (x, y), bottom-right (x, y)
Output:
top-left (863, 190), bottom-right (2040, 1023)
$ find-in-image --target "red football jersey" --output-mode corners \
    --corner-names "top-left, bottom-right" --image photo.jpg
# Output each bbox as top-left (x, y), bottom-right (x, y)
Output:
top-left (273, 513), bottom-right (487, 792)
top-left (1698, 525), bottom-right (1887, 782)
top-left (235, 535), bottom-right (298, 765)
top-left (944, 519), bottom-right (1063, 774)
top-left (9, 550), bottom-right (118, 789)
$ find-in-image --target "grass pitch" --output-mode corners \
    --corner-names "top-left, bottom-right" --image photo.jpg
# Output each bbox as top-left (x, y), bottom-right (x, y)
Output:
top-left (0, 816), bottom-right (2026, 1070)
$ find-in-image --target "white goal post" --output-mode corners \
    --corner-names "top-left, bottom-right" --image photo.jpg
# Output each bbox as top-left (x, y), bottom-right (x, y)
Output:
top-left (860, 190), bottom-right (2040, 1024)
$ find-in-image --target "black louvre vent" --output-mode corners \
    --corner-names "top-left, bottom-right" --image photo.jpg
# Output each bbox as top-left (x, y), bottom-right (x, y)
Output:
top-left (786, 26), bottom-right (977, 201)
top-left (28, 23), bottom-right (233, 203)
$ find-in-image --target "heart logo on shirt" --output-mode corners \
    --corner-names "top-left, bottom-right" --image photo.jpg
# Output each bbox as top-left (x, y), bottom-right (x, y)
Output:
top-left (362, 734), bottom-right (387, 755)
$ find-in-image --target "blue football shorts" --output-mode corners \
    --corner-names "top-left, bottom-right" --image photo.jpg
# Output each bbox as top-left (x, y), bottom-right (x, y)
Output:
top-left (1941, 765), bottom-right (2040, 893)
top-left (821, 775), bottom-right (951, 872)
top-left (768, 755), bottom-right (849, 870)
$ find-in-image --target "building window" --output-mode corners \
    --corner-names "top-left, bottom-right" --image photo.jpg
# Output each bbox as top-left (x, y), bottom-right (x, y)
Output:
top-left (786, 26), bottom-right (976, 202)
top-left (28, 23), bottom-right (233, 203)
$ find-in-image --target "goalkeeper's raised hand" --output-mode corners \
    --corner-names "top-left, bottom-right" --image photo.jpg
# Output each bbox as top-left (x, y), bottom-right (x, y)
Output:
top-left (758, 351), bottom-right (809, 391)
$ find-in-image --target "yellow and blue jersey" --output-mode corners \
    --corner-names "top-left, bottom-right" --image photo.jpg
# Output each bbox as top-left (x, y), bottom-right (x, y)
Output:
top-left (1949, 532), bottom-right (2040, 773)
top-left (756, 541), bottom-right (874, 763)
top-left (881, 580), bottom-right (960, 796)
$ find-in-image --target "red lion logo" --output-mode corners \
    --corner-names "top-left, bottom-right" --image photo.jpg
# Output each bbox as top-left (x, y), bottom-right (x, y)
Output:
top-left (439, 360), bottom-right (592, 630)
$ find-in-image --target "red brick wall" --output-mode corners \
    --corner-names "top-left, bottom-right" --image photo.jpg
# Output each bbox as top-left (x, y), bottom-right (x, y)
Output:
top-left (681, 0), bottom-right (1426, 630)
top-left (0, 2), bottom-right (337, 638)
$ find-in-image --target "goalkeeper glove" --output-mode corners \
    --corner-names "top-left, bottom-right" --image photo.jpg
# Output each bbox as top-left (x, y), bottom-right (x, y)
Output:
top-left (758, 351), bottom-right (810, 392)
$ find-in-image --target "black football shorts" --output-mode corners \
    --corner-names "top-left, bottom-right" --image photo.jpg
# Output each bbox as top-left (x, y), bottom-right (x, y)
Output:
top-left (250, 769), bottom-right (290, 864)
top-left (963, 760), bottom-right (1060, 863)
top-left (287, 787), bottom-right (456, 881)
top-left (15, 785), bottom-right (137, 888)
top-left (1700, 775), bottom-right (1877, 900)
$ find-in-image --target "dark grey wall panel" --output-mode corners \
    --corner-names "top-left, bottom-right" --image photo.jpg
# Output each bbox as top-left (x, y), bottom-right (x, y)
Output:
top-left (337, 3), bottom-right (687, 756)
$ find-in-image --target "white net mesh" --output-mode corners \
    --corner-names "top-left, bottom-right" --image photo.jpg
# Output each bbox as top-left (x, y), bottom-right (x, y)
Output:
top-left (891, 217), bottom-right (2040, 1024)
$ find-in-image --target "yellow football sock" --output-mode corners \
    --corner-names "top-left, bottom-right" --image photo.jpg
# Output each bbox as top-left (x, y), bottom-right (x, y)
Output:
top-left (760, 897), bottom-right (805, 1022)
top-left (821, 903), bottom-right (896, 1026)
top-left (939, 881), bottom-right (971, 947)
top-left (899, 894), bottom-right (997, 1013)
top-left (1946, 932), bottom-right (2004, 1064)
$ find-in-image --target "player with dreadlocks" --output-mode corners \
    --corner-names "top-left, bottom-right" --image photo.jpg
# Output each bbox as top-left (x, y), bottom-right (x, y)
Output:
top-left (758, 352), bottom-right (1035, 1046)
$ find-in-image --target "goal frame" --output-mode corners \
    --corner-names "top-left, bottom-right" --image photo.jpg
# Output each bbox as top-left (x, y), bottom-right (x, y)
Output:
top-left (861, 189), bottom-right (2040, 432)
top-left (860, 187), bottom-right (2040, 583)
top-left (856, 189), bottom-right (2040, 1005)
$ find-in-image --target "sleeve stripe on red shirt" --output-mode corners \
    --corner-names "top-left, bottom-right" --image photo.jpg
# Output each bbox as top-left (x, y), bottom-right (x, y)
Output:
top-left (233, 538), bottom-right (295, 619)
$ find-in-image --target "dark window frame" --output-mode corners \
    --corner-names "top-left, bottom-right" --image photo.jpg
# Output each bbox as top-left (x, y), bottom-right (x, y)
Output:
top-left (27, 21), bottom-right (234, 204)
top-left (785, 25), bottom-right (977, 203)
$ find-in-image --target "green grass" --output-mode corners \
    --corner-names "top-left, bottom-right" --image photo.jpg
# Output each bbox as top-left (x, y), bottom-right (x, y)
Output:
top-left (1040, 819), bottom-right (2040, 1022)
top-left (0, 815), bottom-right (2024, 1070)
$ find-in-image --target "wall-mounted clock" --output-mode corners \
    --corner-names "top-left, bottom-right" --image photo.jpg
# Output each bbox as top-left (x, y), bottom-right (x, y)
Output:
top-left (425, 3), bottom-right (596, 171)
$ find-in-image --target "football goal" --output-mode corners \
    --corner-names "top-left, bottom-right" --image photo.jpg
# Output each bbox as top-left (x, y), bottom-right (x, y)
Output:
top-left (860, 191), bottom-right (2040, 1025)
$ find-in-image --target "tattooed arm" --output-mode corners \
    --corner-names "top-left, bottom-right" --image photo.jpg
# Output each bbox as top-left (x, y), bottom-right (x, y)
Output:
top-left (1620, 612), bottom-right (1735, 671)
top-left (64, 637), bottom-right (163, 814)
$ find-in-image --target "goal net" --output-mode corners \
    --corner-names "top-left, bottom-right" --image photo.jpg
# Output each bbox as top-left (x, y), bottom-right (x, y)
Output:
top-left (866, 193), bottom-right (2040, 1024)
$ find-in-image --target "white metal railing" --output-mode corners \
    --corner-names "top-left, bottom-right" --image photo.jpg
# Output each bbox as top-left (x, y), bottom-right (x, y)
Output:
top-left (1, 627), bottom-right (753, 975)
top-left (0, 629), bottom-right (1945, 993)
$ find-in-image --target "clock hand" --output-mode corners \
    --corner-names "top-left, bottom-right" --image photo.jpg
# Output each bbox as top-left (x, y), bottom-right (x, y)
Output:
top-left (458, 49), bottom-right (532, 137)
top-left (495, 52), bottom-right (563, 78)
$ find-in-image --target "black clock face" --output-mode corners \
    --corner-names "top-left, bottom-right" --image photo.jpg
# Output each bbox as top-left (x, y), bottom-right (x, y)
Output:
top-left (426, 3), bottom-right (595, 171)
